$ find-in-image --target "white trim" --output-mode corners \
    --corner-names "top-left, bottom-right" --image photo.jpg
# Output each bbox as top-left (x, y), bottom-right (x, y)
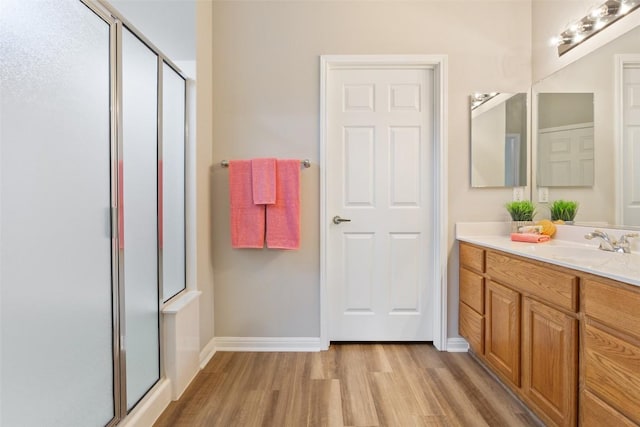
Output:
top-left (215, 337), bottom-right (322, 352)
top-left (446, 338), bottom-right (470, 353)
top-left (199, 336), bottom-right (217, 369)
top-left (319, 54), bottom-right (448, 351)
top-left (538, 122), bottom-right (594, 134)
top-left (117, 379), bottom-right (172, 427)
top-left (185, 78), bottom-right (198, 292)
top-left (614, 54), bottom-right (640, 225)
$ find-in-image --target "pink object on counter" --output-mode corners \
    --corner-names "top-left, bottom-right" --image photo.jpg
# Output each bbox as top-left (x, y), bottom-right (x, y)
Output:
top-left (251, 158), bottom-right (277, 205)
top-left (229, 160), bottom-right (265, 248)
top-left (510, 233), bottom-right (550, 243)
top-left (266, 159), bottom-right (301, 250)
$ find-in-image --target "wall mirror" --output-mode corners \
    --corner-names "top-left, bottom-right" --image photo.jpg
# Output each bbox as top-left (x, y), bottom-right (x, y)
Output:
top-left (537, 92), bottom-right (594, 187)
top-left (532, 24), bottom-right (640, 227)
top-left (470, 92), bottom-right (528, 187)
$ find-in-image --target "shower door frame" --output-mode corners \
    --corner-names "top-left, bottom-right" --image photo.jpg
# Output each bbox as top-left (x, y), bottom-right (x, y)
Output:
top-left (80, 0), bottom-right (189, 424)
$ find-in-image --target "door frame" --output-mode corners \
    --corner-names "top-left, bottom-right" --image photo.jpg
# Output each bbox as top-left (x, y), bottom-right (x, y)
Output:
top-left (614, 54), bottom-right (640, 225)
top-left (319, 55), bottom-right (448, 351)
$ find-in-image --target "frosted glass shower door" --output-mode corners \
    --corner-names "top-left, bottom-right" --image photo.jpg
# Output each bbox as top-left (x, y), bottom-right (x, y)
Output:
top-left (0, 1), bottom-right (115, 426)
top-left (120, 27), bottom-right (161, 411)
top-left (162, 63), bottom-right (187, 302)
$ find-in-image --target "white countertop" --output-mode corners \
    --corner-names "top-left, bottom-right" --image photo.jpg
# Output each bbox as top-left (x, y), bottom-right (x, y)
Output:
top-left (456, 222), bottom-right (640, 288)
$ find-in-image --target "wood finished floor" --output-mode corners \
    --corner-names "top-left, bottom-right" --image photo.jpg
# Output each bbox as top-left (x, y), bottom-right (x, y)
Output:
top-left (154, 343), bottom-right (540, 427)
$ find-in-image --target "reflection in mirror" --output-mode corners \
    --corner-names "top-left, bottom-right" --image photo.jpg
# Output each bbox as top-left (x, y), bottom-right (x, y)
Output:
top-left (537, 93), bottom-right (594, 187)
top-left (532, 23), bottom-right (640, 227)
top-left (470, 93), bottom-right (527, 187)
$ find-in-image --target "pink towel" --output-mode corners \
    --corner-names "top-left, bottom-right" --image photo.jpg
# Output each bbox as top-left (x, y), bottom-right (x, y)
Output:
top-left (266, 159), bottom-right (301, 249)
top-left (510, 233), bottom-right (550, 243)
top-left (229, 160), bottom-right (265, 248)
top-left (251, 158), bottom-right (277, 205)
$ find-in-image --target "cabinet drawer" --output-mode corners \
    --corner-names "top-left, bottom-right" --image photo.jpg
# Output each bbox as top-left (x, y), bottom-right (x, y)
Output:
top-left (581, 390), bottom-right (636, 427)
top-left (486, 251), bottom-right (578, 312)
top-left (459, 267), bottom-right (483, 314)
top-left (583, 323), bottom-right (640, 424)
top-left (460, 243), bottom-right (485, 273)
top-left (583, 278), bottom-right (640, 340)
top-left (459, 302), bottom-right (484, 355)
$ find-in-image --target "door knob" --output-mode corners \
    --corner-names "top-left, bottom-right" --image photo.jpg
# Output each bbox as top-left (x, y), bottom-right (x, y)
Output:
top-left (332, 215), bottom-right (351, 225)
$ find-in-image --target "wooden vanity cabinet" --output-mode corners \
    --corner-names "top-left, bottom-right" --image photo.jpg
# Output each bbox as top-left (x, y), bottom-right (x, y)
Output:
top-left (458, 242), bottom-right (579, 427)
top-left (458, 244), bottom-right (485, 355)
top-left (581, 276), bottom-right (640, 425)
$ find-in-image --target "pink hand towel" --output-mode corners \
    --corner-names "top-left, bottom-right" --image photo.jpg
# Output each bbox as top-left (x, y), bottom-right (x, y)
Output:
top-left (251, 158), bottom-right (277, 205)
top-left (510, 233), bottom-right (550, 243)
top-left (266, 159), bottom-right (301, 250)
top-left (229, 160), bottom-right (265, 248)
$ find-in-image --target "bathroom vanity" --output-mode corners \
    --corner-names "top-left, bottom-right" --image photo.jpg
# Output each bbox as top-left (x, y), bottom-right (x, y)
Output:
top-left (457, 228), bottom-right (640, 427)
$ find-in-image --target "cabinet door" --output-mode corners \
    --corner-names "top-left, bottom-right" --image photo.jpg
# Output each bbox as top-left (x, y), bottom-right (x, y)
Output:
top-left (581, 390), bottom-right (637, 427)
top-left (583, 322), bottom-right (640, 424)
top-left (522, 298), bottom-right (577, 427)
top-left (485, 280), bottom-right (521, 386)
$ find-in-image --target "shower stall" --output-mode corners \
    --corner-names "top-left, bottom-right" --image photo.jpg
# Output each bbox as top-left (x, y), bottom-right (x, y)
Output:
top-left (0, 0), bottom-right (188, 425)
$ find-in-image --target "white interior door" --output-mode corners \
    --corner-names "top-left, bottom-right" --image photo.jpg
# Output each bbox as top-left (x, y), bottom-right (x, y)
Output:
top-left (623, 64), bottom-right (640, 226)
top-left (326, 67), bottom-right (434, 341)
top-left (538, 124), bottom-right (594, 187)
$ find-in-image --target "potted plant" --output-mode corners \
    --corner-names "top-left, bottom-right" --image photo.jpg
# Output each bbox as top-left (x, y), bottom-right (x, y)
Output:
top-left (549, 200), bottom-right (579, 223)
top-left (505, 200), bottom-right (536, 232)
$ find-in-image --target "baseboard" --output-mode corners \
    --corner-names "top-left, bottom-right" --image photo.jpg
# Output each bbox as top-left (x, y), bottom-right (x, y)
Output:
top-left (199, 336), bottom-right (217, 369)
top-left (118, 378), bottom-right (172, 427)
top-left (215, 336), bottom-right (322, 352)
top-left (446, 337), bottom-right (470, 352)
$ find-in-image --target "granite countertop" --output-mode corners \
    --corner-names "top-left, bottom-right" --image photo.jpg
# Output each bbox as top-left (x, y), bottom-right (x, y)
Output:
top-left (456, 222), bottom-right (640, 288)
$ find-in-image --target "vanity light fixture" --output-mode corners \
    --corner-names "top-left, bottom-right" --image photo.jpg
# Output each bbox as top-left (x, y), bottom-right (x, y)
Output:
top-left (553, 0), bottom-right (640, 56)
top-left (470, 92), bottom-right (499, 110)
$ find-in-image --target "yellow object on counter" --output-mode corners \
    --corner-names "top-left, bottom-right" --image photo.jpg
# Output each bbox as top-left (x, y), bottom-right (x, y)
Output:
top-left (536, 219), bottom-right (557, 237)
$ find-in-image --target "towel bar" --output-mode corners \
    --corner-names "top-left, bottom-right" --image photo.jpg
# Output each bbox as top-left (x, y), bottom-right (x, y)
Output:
top-left (220, 159), bottom-right (311, 168)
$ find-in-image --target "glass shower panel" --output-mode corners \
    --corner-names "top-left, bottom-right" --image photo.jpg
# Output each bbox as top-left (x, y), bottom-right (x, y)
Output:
top-left (121, 27), bottom-right (160, 410)
top-left (0, 1), bottom-right (115, 426)
top-left (162, 63), bottom-right (187, 302)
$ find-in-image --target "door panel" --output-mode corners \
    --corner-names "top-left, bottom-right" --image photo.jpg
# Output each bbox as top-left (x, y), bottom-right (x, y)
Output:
top-left (623, 65), bottom-right (640, 226)
top-left (0, 1), bottom-right (115, 425)
top-left (327, 67), bottom-right (434, 341)
top-left (121, 26), bottom-right (160, 411)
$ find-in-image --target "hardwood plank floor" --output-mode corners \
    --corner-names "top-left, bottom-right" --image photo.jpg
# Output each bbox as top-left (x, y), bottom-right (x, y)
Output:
top-left (154, 343), bottom-right (540, 427)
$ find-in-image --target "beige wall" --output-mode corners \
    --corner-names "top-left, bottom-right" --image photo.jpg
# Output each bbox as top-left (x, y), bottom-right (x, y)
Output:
top-left (209, 1), bottom-right (531, 339)
top-left (196, 1), bottom-right (215, 349)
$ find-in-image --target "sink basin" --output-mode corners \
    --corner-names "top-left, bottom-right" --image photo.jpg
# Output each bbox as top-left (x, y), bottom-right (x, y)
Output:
top-left (514, 243), bottom-right (617, 268)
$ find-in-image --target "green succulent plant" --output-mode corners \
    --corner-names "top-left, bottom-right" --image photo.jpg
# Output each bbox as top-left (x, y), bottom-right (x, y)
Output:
top-left (549, 200), bottom-right (579, 222)
top-left (505, 200), bottom-right (536, 221)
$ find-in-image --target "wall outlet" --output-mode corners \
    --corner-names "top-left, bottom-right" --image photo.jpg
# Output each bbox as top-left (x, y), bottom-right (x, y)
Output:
top-left (513, 187), bottom-right (525, 201)
top-left (538, 187), bottom-right (549, 203)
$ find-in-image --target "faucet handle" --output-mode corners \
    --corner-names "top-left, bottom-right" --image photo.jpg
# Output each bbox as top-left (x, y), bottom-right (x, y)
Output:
top-left (616, 233), bottom-right (638, 253)
top-left (619, 233), bottom-right (639, 243)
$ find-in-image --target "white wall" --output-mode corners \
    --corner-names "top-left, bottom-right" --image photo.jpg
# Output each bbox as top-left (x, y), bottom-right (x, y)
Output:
top-left (109, 0), bottom-right (195, 62)
top-left (210, 1), bottom-right (532, 339)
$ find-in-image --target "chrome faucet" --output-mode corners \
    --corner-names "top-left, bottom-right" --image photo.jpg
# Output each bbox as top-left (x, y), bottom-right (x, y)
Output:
top-left (584, 230), bottom-right (639, 253)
